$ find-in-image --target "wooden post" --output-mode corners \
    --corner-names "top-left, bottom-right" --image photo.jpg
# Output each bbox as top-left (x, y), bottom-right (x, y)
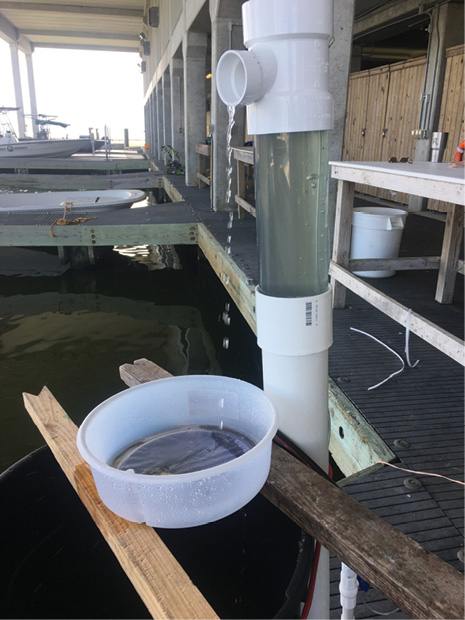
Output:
top-left (435, 203), bottom-right (464, 303)
top-left (330, 178), bottom-right (355, 308)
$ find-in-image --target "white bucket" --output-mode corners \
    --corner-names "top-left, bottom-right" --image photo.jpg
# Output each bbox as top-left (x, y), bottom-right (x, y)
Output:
top-left (350, 206), bottom-right (407, 278)
top-left (77, 375), bottom-right (278, 528)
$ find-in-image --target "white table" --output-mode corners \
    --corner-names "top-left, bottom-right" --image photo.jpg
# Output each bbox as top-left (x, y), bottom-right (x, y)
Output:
top-left (329, 161), bottom-right (464, 365)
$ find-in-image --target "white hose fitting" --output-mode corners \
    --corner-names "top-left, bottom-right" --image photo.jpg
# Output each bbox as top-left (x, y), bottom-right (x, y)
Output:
top-left (339, 563), bottom-right (358, 620)
top-left (216, 0), bottom-right (334, 134)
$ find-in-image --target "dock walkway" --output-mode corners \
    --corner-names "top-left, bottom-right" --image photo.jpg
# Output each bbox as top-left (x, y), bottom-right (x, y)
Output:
top-left (0, 156), bottom-right (463, 617)
top-left (166, 173), bottom-right (464, 619)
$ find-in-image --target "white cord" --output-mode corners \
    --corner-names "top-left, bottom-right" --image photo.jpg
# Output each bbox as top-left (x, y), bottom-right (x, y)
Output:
top-left (404, 309), bottom-right (420, 368)
top-left (350, 327), bottom-right (405, 390)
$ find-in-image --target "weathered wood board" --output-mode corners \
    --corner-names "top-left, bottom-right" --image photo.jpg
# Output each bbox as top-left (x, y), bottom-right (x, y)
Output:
top-left (119, 359), bottom-right (465, 620)
top-left (22, 386), bottom-right (219, 620)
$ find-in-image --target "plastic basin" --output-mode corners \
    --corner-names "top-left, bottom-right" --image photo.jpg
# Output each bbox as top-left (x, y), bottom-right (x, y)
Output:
top-left (77, 375), bottom-right (278, 528)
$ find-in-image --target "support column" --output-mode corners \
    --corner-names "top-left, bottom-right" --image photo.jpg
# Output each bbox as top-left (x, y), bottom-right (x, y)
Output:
top-left (150, 91), bottom-right (157, 158)
top-left (182, 31), bottom-right (208, 186)
top-left (9, 42), bottom-right (26, 138)
top-left (328, 0), bottom-right (355, 252)
top-left (25, 53), bottom-right (38, 138)
top-left (210, 4), bottom-right (245, 211)
top-left (155, 81), bottom-right (164, 160)
top-left (170, 57), bottom-right (185, 166)
top-left (410, 2), bottom-right (464, 210)
top-left (162, 70), bottom-right (172, 161)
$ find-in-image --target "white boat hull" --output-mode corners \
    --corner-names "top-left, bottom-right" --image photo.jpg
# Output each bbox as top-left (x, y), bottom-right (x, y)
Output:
top-left (0, 190), bottom-right (146, 212)
top-left (0, 138), bottom-right (92, 158)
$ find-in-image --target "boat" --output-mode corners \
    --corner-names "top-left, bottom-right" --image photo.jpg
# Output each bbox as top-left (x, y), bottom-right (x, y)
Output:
top-left (0, 189), bottom-right (146, 212)
top-left (0, 108), bottom-right (92, 158)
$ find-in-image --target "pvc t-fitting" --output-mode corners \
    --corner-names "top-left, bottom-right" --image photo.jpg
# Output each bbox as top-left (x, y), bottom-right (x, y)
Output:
top-left (216, 46), bottom-right (277, 107)
top-left (216, 0), bottom-right (334, 134)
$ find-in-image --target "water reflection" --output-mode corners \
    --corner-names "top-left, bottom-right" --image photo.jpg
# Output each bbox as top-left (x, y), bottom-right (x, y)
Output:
top-left (0, 250), bottom-right (220, 472)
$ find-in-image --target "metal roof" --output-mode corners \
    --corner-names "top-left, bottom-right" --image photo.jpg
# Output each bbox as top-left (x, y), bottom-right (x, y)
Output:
top-left (0, 0), bottom-right (145, 54)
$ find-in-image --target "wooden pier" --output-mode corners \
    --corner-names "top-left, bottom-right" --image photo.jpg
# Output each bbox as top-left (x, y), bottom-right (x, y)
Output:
top-left (1, 151), bottom-right (463, 617)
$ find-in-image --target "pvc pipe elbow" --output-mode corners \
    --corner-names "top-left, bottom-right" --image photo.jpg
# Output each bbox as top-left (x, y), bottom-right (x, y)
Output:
top-left (216, 47), bottom-right (276, 107)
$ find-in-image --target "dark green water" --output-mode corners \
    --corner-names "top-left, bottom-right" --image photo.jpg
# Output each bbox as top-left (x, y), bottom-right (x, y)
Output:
top-left (0, 245), bottom-right (262, 473)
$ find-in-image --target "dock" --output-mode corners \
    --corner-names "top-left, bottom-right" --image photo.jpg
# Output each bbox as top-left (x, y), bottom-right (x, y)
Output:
top-left (1, 151), bottom-right (463, 618)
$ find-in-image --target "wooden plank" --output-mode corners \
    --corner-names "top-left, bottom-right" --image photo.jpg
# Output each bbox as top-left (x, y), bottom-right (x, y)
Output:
top-left (0, 157), bottom-right (151, 172)
top-left (328, 377), bottom-right (396, 483)
top-left (197, 172), bottom-right (211, 186)
top-left (234, 194), bottom-right (256, 218)
top-left (0, 204), bottom-right (197, 247)
top-left (233, 146), bottom-right (254, 165)
top-left (0, 172), bottom-right (164, 191)
top-left (348, 256), bottom-right (441, 271)
top-left (329, 261), bottom-right (465, 365)
top-left (435, 203), bottom-right (465, 303)
top-left (331, 164), bottom-right (465, 205)
top-left (22, 386), bottom-right (219, 620)
top-left (120, 357), bottom-right (173, 386)
top-left (195, 143), bottom-right (211, 157)
top-left (331, 178), bottom-right (355, 308)
top-left (197, 222), bottom-right (257, 333)
top-left (264, 445), bottom-right (464, 620)
top-left (119, 360), bottom-right (464, 620)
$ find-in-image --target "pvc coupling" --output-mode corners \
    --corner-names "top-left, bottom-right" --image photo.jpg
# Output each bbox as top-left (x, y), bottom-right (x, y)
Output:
top-left (255, 286), bottom-right (333, 357)
top-left (216, 0), bottom-right (334, 135)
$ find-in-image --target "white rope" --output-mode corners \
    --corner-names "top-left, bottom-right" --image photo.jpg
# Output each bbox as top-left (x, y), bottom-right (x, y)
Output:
top-left (404, 308), bottom-right (420, 368)
top-left (350, 327), bottom-right (405, 390)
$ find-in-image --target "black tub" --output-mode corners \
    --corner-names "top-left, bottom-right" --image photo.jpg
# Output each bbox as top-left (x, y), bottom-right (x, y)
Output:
top-left (0, 446), bottom-right (312, 619)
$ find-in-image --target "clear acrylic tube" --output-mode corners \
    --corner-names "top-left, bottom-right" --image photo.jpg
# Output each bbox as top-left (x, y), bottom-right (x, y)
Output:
top-left (255, 131), bottom-right (329, 298)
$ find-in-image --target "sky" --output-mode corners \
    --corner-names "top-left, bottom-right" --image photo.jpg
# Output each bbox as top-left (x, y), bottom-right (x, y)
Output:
top-left (0, 39), bottom-right (145, 141)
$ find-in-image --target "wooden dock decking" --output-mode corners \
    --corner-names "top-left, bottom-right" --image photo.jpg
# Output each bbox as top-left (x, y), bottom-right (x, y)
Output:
top-left (1, 153), bottom-right (463, 617)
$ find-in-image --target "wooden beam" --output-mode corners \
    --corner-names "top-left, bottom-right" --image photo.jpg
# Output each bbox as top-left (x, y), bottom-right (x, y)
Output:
top-left (22, 386), bottom-right (219, 620)
top-left (197, 223), bottom-right (257, 333)
top-left (19, 29), bottom-right (139, 41)
top-left (0, 12), bottom-right (18, 42)
top-left (0, 156), bottom-right (150, 171)
top-left (348, 256), bottom-right (441, 271)
top-left (329, 261), bottom-right (465, 365)
top-left (0, 172), bottom-right (163, 191)
top-left (436, 203), bottom-right (464, 303)
top-left (0, 2), bottom-right (143, 17)
top-left (119, 359), bottom-right (465, 620)
top-left (32, 43), bottom-right (139, 53)
top-left (263, 444), bottom-right (464, 620)
top-left (328, 377), bottom-right (395, 484)
top-left (353, 0), bottom-right (437, 38)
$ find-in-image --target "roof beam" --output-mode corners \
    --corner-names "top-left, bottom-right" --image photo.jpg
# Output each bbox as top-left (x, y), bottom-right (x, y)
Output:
top-left (20, 29), bottom-right (139, 41)
top-left (0, 11), bottom-right (18, 41)
top-left (0, 13), bottom-right (33, 52)
top-left (353, 0), bottom-right (437, 38)
top-left (0, 2), bottom-right (143, 18)
top-left (32, 42), bottom-right (139, 53)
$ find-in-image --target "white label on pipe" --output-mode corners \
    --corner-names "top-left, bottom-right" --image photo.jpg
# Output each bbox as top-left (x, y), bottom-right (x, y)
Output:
top-left (255, 286), bottom-right (333, 356)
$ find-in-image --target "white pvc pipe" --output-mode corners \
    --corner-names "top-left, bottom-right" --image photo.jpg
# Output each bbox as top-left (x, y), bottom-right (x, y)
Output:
top-left (340, 563), bottom-right (358, 619)
top-left (217, 2), bottom-right (335, 617)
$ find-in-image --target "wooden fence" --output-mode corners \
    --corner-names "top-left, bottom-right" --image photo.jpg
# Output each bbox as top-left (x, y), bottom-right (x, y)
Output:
top-left (428, 43), bottom-right (465, 212)
top-left (343, 44), bottom-right (464, 210)
top-left (343, 56), bottom-right (426, 205)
